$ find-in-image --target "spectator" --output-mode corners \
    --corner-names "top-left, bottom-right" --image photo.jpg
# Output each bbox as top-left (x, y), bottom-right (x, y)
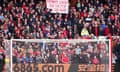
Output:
top-left (47, 52), bottom-right (56, 63)
top-left (0, 0), bottom-right (119, 39)
top-left (21, 54), bottom-right (27, 64)
top-left (81, 25), bottom-right (89, 36)
top-left (12, 48), bottom-right (18, 63)
top-left (61, 51), bottom-right (70, 64)
top-left (113, 38), bottom-right (120, 63)
top-left (104, 25), bottom-right (110, 36)
top-left (34, 52), bottom-right (43, 63)
top-left (71, 52), bottom-right (80, 63)
top-left (75, 45), bottom-right (81, 55)
top-left (80, 52), bottom-right (89, 64)
top-left (0, 51), bottom-right (5, 71)
top-left (92, 56), bottom-right (99, 65)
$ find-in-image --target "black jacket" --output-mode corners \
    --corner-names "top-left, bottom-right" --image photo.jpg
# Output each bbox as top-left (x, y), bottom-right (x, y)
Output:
top-left (0, 53), bottom-right (5, 71)
top-left (113, 43), bottom-right (120, 62)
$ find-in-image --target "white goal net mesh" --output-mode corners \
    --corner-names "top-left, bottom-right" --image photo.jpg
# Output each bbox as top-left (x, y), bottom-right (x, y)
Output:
top-left (11, 39), bottom-right (111, 72)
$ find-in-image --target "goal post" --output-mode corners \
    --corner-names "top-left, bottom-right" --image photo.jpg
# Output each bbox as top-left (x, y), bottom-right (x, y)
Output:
top-left (11, 39), bottom-right (111, 72)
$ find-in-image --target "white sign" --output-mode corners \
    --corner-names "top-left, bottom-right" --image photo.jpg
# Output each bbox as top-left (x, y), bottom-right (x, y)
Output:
top-left (46, 0), bottom-right (69, 14)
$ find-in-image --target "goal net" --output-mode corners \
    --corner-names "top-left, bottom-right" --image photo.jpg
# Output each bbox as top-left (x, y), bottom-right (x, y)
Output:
top-left (11, 39), bottom-right (111, 72)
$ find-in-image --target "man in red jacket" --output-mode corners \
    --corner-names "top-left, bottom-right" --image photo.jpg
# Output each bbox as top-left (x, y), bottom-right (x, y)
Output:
top-left (104, 25), bottom-right (110, 36)
top-left (92, 56), bottom-right (99, 65)
top-left (61, 51), bottom-right (70, 64)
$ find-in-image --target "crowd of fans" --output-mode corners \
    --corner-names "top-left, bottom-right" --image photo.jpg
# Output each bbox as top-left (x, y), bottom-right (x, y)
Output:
top-left (0, 0), bottom-right (119, 39)
top-left (0, 0), bottom-right (119, 71)
top-left (0, 39), bottom-right (10, 72)
top-left (12, 41), bottom-right (109, 64)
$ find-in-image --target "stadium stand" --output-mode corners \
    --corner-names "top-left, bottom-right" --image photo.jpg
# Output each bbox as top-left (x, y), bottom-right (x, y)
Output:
top-left (12, 40), bottom-right (109, 64)
top-left (0, 0), bottom-right (119, 72)
top-left (0, 0), bottom-right (119, 39)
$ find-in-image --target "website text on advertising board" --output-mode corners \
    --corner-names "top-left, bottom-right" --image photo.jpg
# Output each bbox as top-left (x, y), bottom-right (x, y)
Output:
top-left (13, 64), bottom-right (64, 72)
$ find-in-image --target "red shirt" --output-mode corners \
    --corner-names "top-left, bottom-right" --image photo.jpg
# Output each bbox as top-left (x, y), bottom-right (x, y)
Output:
top-left (110, 15), bottom-right (115, 20)
top-left (3, 23), bottom-right (7, 29)
top-left (95, 27), bottom-right (98, 36)
top-left (92, 58), bottom-right (99, 64)
top-left (62, 30), bottom-right (68, 38)
top-left (81, 12), bottom-right (88, 17)
top-left (25, 8), bottom-right (30, 14)
top-left (13, 50), bottom-right (18, 57)
top-left (17, 13), bottom-right (22, 18)
top-left (15, 28), bottom-right (21, 37)
top-left (61, 54), bottom-right (69, 63)
top-left (19, 53), bottom-right (23, 59)
top-left (104, 27), bottom-right (110, 35)
top-left (6, 4), bottom-right (13, 11)
top-left (33, 51), bottom-right (40, 56)
top-left (60, 43), bottom-right (68, 48)
top-left (98, 43), bottom-right (105, 50)
top-left (41, 25), bottom-right (46, 33)
top-left (0, 48), bottom-right (4, 54)
top-left (22, 5), bottom-right (27, 10)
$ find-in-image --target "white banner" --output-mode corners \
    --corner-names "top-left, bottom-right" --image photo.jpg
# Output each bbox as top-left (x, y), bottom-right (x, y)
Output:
top-left (46, 0), bottom-right (69, 14)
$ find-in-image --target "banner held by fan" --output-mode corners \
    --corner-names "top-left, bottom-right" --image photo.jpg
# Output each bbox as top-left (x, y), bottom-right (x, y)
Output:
top-left (46, 0), bottom-right (69, 14)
